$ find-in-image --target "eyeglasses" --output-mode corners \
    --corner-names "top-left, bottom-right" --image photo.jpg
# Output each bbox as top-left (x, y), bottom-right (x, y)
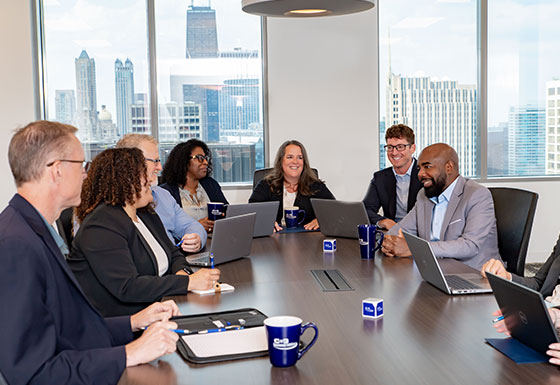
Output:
top-left (384, 144), bottom-right (412, 152)
top-left (46, 159), bottom-right (91, 172)
top-left (190, 154), bottom-right (210, 163)
top-left (145, 157), bottom-right (162, 164)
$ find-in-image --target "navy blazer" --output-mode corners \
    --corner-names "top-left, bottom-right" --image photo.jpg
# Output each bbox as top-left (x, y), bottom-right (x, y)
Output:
top-left (362, 159), bottom-right (423, 224)
top-left (69, 203), bottom-right (191, 317)
top-left (0, 194), bottom-right (132, 385)
top-left (160, 176), bottom-right (229, 207)
top-left (249, 179), bottom-right (335, 225)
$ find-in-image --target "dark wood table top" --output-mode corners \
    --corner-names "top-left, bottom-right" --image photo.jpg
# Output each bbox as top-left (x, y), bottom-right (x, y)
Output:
top-left (119, 232), bottom-right (560, 384)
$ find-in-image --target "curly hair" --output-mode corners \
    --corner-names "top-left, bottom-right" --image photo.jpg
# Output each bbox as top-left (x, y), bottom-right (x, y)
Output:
top-left (160, 139), bottom-right (213, 186)
top-left (264, 140), bottom-right (322, 196)
top-left (385, 124), bottom-right (415, 144)
top-left (76, 148), bottom-right (148, 223)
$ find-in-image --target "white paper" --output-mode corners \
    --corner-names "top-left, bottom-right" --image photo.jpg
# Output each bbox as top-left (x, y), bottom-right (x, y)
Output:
top-left (191, 283), bottom-right (235, 295)
top-left (182, 326), bottom-right (268, 358)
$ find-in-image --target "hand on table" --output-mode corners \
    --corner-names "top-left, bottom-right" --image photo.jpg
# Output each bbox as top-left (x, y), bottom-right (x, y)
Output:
top-left (180, 233), bottom-right (201, 252)
top-left (130, 300), bottom-right (181, 332)
top-left (274, 222), bottom-right (283, 232)
top-left (381, 229), bottom-right (411, 257)
top-left (304, 218), bottom-right (320, 231)
top-left (198, 217), bottom-right (215, 233)
top-left (481, 259), bottom-right (512, 280)
top-left (125, 320), bottom-right (179, 367)
top-left (187, 268), bottom-right (221, 291)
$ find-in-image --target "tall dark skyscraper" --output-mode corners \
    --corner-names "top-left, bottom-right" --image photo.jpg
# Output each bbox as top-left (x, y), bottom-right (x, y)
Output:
top-left (115, 58), bottom-right (135, 136)
top-left (75, 49), bottom-right (98, 139)
top-left (185, 1), bottom-right (218, 58)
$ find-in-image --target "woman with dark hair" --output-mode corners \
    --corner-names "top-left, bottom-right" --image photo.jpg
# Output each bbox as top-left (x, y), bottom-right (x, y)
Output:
top-left (249, 140), bottom-right (335, 231)
top-left (160, 139), bottom-right (228, 233)
top-left (69, 148), bottom-right (220, 317)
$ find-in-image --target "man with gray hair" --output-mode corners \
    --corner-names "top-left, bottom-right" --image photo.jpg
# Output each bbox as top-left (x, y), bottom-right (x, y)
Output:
top-left (116, 133), bottom-right (206, 251)
top-left (0, 121), bottom-right (181, 384)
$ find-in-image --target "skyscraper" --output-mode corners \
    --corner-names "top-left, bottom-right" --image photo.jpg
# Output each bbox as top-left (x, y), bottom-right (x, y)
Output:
top-left (115, 58), bottom-right (135, 136)
top-left (185, 1), bottom-right (218, 58)
top-left (75, 49), bottom-right (98, 140)
top-left (218, 78), bottom-right (261, 136)
top-left (386, 73), bottom-right (477, 176)
top-left (507, 105), bottom-right (545, 176)
top-left (55, 90), bottom-right (76, 124)
top-left (545, 80), bottom-right (560, 175)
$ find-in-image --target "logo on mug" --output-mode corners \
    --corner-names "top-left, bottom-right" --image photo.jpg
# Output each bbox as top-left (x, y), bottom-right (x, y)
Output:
top-left (273, 338), bottom-right (298, 350)
top-left (211, 209), bottom-right (222, 216)
top-left (359, 239), bottom-right (369, 246)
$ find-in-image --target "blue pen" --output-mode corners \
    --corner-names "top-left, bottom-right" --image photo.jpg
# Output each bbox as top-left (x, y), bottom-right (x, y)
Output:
top-left (210, 253), bottom-right (214, 268)
top-left (175, 239), bottom-right (184, 247)
top-left (141, 326), bottom-right (192, 335)
top-left (492, 315), bottom-right (504, 323)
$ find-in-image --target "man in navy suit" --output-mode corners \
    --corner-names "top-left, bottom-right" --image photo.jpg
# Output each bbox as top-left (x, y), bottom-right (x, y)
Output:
top-left (363, 124), bottom-right (422, 230)
top-left (0, 121), bottom-right (181, 384)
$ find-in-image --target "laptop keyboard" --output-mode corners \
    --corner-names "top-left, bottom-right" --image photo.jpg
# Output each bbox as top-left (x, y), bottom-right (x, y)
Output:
top-left (445, 275), bottom-right (480, 290)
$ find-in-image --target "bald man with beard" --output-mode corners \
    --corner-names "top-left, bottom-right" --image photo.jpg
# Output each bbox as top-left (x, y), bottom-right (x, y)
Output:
top-left (381, 143), bottom-right (502, 270)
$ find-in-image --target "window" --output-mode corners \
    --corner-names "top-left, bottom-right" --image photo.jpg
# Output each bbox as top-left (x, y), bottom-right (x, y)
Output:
top-left (39, 0), bottom-right (265, 184)
top-left (379, 0), bottom-right (477, 174)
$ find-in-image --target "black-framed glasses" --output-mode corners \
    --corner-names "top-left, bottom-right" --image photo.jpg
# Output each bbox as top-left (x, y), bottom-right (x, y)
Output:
top-left (190, 154), bottom-right (210, 163)
top-left (145, 157), bottom-right (162, 164)
top-left (46, 159), bottom-right (91, 172)
top-left (384, 144), bottom-right (412, 152)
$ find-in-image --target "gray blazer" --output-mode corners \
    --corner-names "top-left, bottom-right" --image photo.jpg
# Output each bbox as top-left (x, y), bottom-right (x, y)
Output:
top-left (389, 175), bottom-right (501, 270)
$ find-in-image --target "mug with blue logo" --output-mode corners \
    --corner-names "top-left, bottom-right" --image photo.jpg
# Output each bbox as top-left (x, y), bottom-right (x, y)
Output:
top-left (207, 202), bottom-right (225, 221)
top-left (357, 224), bottom-right (384, 259)
top-left (284, 207), bottom-right (306, 228)
top-left (264, 316), bottom-right (318, 367)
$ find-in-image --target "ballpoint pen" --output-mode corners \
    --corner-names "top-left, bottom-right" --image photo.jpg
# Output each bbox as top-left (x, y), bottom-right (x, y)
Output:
top-left (175, 239), bottom-right (184, 247)
top-left (492, 315), bottom-right (504, 323)
top-left (141, 326), bottom-right (192, 335)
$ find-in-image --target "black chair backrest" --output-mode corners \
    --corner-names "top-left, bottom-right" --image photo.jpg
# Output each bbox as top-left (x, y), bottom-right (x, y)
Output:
top-left (0, 367), bottom-right (9, 385)
top-left (56, 207), bottom-right (75, 250)
top-left (489, 187), bottom-right (538, 277)
top-left (252, 168), bottom-right (319, 190)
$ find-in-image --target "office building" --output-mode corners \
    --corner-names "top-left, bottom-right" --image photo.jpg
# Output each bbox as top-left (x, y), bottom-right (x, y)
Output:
top-left (546, 79), bottom-right (560, 174)
top-left (74, 49), bottom-right (98, 141)
top-left (185, 2), bottom-right (218, 58)
top-left (386, 72), bottom-right (477, 176)
top-left (182, 84), bottom-right (220, 141)
top-left (218, 78), bottom-right (261, 136)
top-left (508, 105), bottom-right (545, 176)
top-left (55, 90), bottom-right (76, 125)
top-left (115, 58), bottom-right (135, 137)
top-left (97, 105), bottom-right (118, 142)
top-left (487, 122), bottom-right (509, 176)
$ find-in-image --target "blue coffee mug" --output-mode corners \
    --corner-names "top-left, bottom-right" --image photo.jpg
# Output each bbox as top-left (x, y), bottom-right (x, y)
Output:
top-left (207, 202), bottom-right (225, 221)
top-left (264, 316), bottom-right (318, 367)
top-left (357, 224), bottom-right (385, 259)
top-left (284, 207), bottom-right (306, 228)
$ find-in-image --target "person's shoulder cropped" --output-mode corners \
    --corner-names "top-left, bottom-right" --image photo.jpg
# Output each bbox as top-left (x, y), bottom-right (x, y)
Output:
top-left (160, 176), bottom-right (228, 206)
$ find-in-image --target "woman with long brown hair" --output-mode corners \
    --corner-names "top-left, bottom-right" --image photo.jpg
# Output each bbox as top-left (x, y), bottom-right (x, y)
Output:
top-left (249, 140), bottom-right (335, 231)
top-left (69, 148), bottom-right (219, 317)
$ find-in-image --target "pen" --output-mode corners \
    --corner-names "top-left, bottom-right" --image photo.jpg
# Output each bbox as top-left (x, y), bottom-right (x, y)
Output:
top-left (175, 239), bottom-right (184, 247)
top-left (210, 253), bottom-right (215, 268)
top-left (141, 326), bottom-right (192, 335)
top-left (492, 315), bottom-right (504, 323)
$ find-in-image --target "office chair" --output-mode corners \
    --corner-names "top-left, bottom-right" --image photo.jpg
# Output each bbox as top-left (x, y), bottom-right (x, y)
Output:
top-left (489, 187), bottom-right (538, 277)
top-left (56, 207), bottom-right (75, 250)
top-left (253, 168), bottom-right (319, 189)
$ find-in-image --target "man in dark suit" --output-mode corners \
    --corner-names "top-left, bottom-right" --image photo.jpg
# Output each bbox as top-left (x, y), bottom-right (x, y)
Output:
top-left (363, 124), bottom-right (422, 230)
top-left (0, 121), bottom-right (180, 384)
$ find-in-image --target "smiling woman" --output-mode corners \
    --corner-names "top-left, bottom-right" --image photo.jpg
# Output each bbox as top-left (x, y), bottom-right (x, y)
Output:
top-left (249, 140), bottom-right (335, 231)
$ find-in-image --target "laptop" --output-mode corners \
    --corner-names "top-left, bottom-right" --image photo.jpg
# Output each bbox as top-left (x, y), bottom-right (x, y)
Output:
top-left (311, 199), bottom-right (370, 239)
top-left (186, 213), bottom-right (256, 267)
top-left (225, 201), bottom-right (279, 237)
top-left (402, 231), bottom-right (492, 295)
top-left (487, 272), bottom-right (560, 355)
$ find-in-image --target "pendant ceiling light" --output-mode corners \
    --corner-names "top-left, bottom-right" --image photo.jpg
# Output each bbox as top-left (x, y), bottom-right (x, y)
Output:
top-left (242, 0), bottom-right (375, 17)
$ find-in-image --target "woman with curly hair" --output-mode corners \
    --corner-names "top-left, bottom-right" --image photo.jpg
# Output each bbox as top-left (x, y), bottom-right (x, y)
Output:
top-left (249, 140), bottom-right (335, 231)
top-left (160, 139), bottom-right (228, 233)
top-left (68, 148), bottom-right (220, 317)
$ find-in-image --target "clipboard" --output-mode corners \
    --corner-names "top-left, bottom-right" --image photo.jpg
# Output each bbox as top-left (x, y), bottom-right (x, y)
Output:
top-left (172, 308), bottom-right (269, 364)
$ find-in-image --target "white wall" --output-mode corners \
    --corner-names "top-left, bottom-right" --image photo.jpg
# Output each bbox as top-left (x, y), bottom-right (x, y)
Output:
top-left (0, 1), bottom-right (36, 207)
top-left (3, 2), bottom-right (558, 263)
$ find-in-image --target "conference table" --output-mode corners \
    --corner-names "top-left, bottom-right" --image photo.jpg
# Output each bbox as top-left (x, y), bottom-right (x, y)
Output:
top-left (119, 232), bottom-right (560, 385)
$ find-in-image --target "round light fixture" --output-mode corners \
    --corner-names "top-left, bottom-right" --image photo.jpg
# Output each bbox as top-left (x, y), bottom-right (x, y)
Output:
top-left (242, 0), bottom-right (375, 17)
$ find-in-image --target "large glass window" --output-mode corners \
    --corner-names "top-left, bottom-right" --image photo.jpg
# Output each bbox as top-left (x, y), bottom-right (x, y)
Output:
top-left (487, 1), bottom-right (559, 177)
top-left (379, 0), bottom-right (477, 177)
top-left (40, 0), bottom-right (265, 184)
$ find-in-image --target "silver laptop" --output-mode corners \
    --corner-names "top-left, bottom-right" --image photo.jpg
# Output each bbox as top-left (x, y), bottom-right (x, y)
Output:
top-left (186, 213), bottom-right (256, 267)
top-left (402, 231), bottom-right (491, 295)
top-left (226, 202), bottom-right (279, 237)
top-left (311, 199), bottom-right (370, 239)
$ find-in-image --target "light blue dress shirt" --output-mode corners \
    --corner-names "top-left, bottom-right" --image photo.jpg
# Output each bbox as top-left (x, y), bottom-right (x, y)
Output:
top-left (392, 160), bottom-right (415, 222)
top-left (41, 213), bottom-right (69, 257)
top-left (152, 186), bottom-right (207, 250)
top-left (429, 177), bottom-right (459, 242)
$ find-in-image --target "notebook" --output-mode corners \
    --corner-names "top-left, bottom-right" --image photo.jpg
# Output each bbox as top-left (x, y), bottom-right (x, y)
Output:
top-left (402, 231), bottom-right (492, 295)
top-left (187, 213), bottom-right (256, 266)
top-left (311, 199), bottom-right (370, 239)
